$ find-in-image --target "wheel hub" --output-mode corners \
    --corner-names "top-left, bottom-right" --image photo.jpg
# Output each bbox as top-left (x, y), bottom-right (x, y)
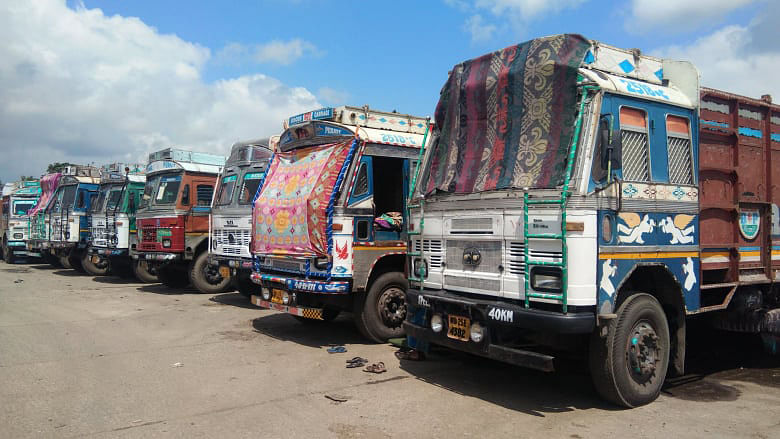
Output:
top-left (626, 321), bottom-right (660, 384)
top-left (203, 264), bottom-right (224, 285)
top-left (377, 286), bottom-right (406, 328)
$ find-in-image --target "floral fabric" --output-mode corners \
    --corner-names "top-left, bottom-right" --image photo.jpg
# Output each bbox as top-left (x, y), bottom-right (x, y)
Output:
top-left (28, 173), bottom-right (62, 216)
top-left (423, 34), bottom-right (590, 194)
top-left (252, 141), bottom-right (352, 257)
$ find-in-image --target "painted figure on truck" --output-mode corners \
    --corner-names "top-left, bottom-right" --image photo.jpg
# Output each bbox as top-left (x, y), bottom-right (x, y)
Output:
top-left (0, 181), bottom-right (41, 263)
top-left (85, 163), bottom-right (152, 280)
top-left (404, 34), bottom-right (779, 407)
top-left (249, 106), bottom-right (431, 342)
top-left (208, 139), bottom-right (274, 297)
top-left (133, 148), bottom-right (227, 291)
top-left (43, 165), bottom-right (101, 271)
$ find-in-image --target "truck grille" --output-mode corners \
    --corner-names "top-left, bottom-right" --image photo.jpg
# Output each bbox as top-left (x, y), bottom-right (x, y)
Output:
top-left (212, 228), bottom-right (251, 246)
top-left (142, 228), bottom-right (156, 243)
top-left (412, 239), bottom-right (443, 268)
top-left (446, 240), bottom-right (501, 273)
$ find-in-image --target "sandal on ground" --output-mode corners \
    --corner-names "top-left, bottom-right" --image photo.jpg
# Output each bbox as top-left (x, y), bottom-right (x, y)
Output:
top-left (346, 357), bottom-right (368, 364)
top-left (346, 360), bottom-right (367, 368)
top-left (326, 346), bottom-right (347, 353)
top-left (395, 349), bottom-right (425, 361)
top-left (363, 362), bottom-right (387, 373)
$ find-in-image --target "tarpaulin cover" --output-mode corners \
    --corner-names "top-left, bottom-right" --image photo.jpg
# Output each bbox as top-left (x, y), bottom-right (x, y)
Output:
top-left (423, 34), bottom-right (590, 194)
top-left (252, 140), bottom-right (354, 257)
top-left (28, 173), bottom-right (62, 216)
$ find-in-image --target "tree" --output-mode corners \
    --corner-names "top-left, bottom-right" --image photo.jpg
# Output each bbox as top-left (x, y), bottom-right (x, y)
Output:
top-left (19, 176), bottom-right (36, 181)
top-left (47, 162), bottom-right (74, 173)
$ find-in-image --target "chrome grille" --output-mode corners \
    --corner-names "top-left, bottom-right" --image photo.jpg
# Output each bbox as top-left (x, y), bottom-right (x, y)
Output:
top-left (444, 275), bottom-right (500, 291)
top-left (271, 259), bottom-right (303, 272)
top-left (667, 136), bottom-right (693, 185)
top-left (413, 239), bottom-right (443, 268)
top-left (507, 241), bottom-right (525, 275)
top-left (445, 240), bottom-right (501, 273)
top-left (212, 228), bottom-right (251, 246)
top-left (451, 217), bottom-right (492, 232)
top-left (620, 130), bottom-right (650, 182)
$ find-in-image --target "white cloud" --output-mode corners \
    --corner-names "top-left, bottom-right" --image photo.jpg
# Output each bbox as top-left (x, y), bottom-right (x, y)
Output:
top-left (253, 39), bottom-right (321, 65)
top-left (317, 87), bottom-right (350, 105)
top-left (463, 14), bottom-right (497, 42)
top-left (654, 4), bottom-right (780, 102)
top-left (476, 0), bottom-right (584, 20)
top-left (0, 0), bottom-right (320, 183)
top-left (627, 0), bottom-right (758, 33)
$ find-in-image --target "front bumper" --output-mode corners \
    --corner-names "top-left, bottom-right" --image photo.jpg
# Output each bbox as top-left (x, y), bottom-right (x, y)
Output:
top-left (250, 295), bottom-right (327, 320)
top-left (89, 247), bottom-right (128, 257)
top-left (134, 252), bottom-right (182, 262)
top-left (209, 255), bottom-right (253, 270)
top-left (250, 272), bottom-right (351, 294)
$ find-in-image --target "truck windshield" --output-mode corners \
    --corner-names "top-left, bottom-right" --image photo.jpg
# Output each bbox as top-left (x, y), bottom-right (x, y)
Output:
top-left (106, 187), bottom-right (124, 211)
top-left (12, 200), bottom-right (35, 216)
top-left (239, 172), bottom-right (264, 204)
top-left (141, 175), bottom-right (160, 209)
top-left (154, 175), bottom-right (181, 205)
top-left (91, 187), bottom-right (109, 213)
top-left (60, 185), bottom-right (77, 211)
top-left (215, 174), bottom-right (237, 206)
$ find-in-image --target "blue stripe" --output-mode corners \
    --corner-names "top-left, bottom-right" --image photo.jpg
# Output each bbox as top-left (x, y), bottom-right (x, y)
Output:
top-left (703, 120), bottom-right (728, 128)
top-left (738, 127), bottom-right (762, 138)
top-left (772, 133), bottom-right (780, 142)
top-left (739, 246), bottom-right (761, 251)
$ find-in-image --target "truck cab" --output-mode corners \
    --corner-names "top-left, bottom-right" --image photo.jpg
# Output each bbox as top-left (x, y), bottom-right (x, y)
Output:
top-left (250, 106), bottom-right (431, 342)
top-left (26, 173), bottom-right (63, 264)
top-left (85, 164), bottom-right (147, 278)
top-left (208, 140), bottom-right (273, 296)
top-left (0, 181), bottom-right (41, 263)
top-left (401, 34), bottom-right (779, 407)
top-left (134, 148), bottom-right (226, 290)
top-left (46, 166), bottom-right (101, 271)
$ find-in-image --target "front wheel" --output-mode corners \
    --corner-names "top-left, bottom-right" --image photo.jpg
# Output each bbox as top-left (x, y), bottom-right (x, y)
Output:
top-left (132, 259), bottom-right (158, 283)
top-left (590, 292), bottom-right (670, 408)
top-left (353, 272), bottom-right (408, 343)
top-left (189, 252), bottom-right (231, 294)
top-left (81, 251), bottom-right (109, 276)
top-left (2, 240), bottom-right (14, 264)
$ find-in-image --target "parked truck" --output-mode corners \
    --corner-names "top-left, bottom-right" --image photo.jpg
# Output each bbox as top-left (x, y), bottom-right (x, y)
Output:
top-left (26, 173), bottom-right (63, 265)
top-left (85, 163), bottom-right (151, 279)
top-left (403, 34), bottom-right (779, 407)
top-left (0, 180), bottom-right (41, 263)
top-left (250, 106), bottom-right (430, 342)
top-left (133, 148), bottom-right (227, 290)
top-left (207, 139), bottom-right (273, 296)
top-left (45, 166), bottom-right (101, 271)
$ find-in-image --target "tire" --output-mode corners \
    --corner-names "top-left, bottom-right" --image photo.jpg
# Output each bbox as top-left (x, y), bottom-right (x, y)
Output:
top-left (589, 293), bottom-right (670, 408)
top-left (293, 309), bottom-right (340, 324)
top-left (234, 274), bottom-right (257, 299)
top-left (353, 271), bottom-right (408, 343)
top-left (59, 255), bottom-right (73, 269)
top-left (43, 253), bottom-right (61, 267)
top-left (132, 259), bottom-right (158, 283)
top-left (81, 251), bottom-right (109, 276)
top-left (189, 251), bottom-right (231, 294)
top-left (157, 264), bottom-right (190, 289)
top-left (2, 240), bottom-right (14, 264)
top-left (68, 253), bottom-right (85, 273)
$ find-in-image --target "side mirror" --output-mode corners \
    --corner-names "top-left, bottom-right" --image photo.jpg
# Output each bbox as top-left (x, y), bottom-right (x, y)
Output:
top-left (128, 194), bottom-right (136, 212)
top-left (77, 191), bottom-right (85, 208)
top-left (591, 116), bottom-right (623, 183)
top-left (181, 184), bottom-right (190, 206)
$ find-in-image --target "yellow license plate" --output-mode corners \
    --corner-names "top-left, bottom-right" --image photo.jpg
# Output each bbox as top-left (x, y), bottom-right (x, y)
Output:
top-left (271, 289), bottom-right (285, 304)
top-left (219, 266), bottom-right (230, 278)
top-left (447, 315), bottom-right (470, 341)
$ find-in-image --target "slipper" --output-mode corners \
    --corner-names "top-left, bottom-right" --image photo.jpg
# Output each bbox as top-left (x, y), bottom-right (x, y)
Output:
top-left (346, 357), bottom-right (368, 364)
top-left (395, 349), bottom-right (425, 361)
top-left (346, 360), bottom-right (366, 368)
top-left (363, 362), bottom-right (386, 373)
top-left (327, 346), bottom-right (347, 353)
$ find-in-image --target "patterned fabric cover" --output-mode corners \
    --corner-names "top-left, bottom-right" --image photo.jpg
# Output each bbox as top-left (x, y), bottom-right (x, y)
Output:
top-left (28, 173), bottom-right (62, 216)
top-left (252, 141), bottom-right (353, 257)
top-left (423, 34), bottom-right (590, 194)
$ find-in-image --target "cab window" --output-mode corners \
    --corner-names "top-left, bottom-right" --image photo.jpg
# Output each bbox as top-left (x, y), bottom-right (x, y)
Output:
top-left (215, 175), bottom-right (237, 206)
top-left (196, 184), bottom-right (214, 206)
top-left (619, 106), bottom-right (650, 182)
top-left (666, 115), bottom-right (693, 185)
top-left (239, 172), bottom-right (264, 205)
top-left (155, 175), bottom-right (181, 205)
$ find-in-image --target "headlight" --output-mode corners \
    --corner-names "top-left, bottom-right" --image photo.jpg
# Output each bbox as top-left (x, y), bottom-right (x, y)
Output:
top-left (413, 258), bottom-right (428, 278)
top-left (470, 321), bottom-right (484, 343)
top-left (162, 239), bottom-right (171, 248)
top-left (13, 233), bottom-right (23, 239)
top-left (602, 214), bottom-right (613, 242)
top-left (261, 287), bottom-right (271, 301)
top-left (531, 268), bottom-right (562, 292)
top-left (431, 314), bottom-right (443, 333)
top-left (282, 291), bottom-right (290, 305)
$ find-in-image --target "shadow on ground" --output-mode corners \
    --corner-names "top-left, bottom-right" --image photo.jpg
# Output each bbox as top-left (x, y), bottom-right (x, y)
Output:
top-left (209, 292), bottom-right (257, 310)
top-left (136, 283), bottom-right (201, 295)
top-left (251, 312), bottom-right (372, 348)
top-left (398, 318), bottom-right (779, 414)
top-left (51, 269), bottom-right (87, 277)
top-left (91, 275), bottom-right (141, 285)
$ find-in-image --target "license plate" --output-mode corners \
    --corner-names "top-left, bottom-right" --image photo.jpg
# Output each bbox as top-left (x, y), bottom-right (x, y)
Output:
top-left (219, 266), bottom-right (230, 278)
top-left (447, 315), bottom-right (470, 341)
top-left (271, 289), bottom-right (285, 304)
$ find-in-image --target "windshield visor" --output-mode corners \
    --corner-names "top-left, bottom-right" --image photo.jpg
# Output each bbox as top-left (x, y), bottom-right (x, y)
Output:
top-left (421, 34), bottom-right (590, 195)
top-left (215, 175), bottom-right (237, 206)
top-left (239, 172), bottom-right (264, 205)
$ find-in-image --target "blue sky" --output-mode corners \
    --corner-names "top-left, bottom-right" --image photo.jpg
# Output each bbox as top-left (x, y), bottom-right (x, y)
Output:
top-left (0, 0), bottom-right (777, 183)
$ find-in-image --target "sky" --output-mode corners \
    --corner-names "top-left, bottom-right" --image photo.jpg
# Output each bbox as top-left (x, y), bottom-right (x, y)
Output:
top-left (0, 0), bottom-right (777, 184)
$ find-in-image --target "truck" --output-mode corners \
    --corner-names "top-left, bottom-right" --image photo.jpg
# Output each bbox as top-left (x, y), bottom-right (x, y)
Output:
top-left (26, 173), bottom-right (63, 265)
top-left (133, 148), bottom-right (227, 290)
top-left (249, 106), bottom-right (430, 342)
top-left (45, 165), bottom-right (101, 271)
top-left (0, 181), bottom-right (41, 263)
top-left (403, 34), bottom-right (779, 407)
top-left (207, 139), bottom-right (273, 296)
top-left (85, 163), bottom-right (152, 279)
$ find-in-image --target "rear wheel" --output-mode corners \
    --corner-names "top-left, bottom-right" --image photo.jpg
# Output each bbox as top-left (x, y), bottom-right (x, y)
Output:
top-left (157, 264), bottom-right (190, 289)
top-left (189, 251), bottom-right (231, 294)
top-left (59, 255), bottom-right (73, 269)
top-left (132, 259), bottom-right (158, 283)
top-left (353, 272), bottom-right (408, 343)
top-left (590, 292), bottom-right (670, 408)
top-left (2, 239), bottom-right (14, 264)
top-left (81, 251), bottom-right (109, 276)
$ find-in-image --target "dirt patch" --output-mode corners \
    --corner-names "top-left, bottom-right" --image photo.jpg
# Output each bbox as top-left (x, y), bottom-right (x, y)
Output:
top-left (663, 376), bottom-right (740, 402)
top-left (2, 268), bottom-right (30, 273)
top-left (217, 330), bottom-right (258, 342)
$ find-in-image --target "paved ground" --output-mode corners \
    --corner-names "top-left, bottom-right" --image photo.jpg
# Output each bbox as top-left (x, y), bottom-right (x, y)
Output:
top-left (0, 260), bottom-right (778, 439)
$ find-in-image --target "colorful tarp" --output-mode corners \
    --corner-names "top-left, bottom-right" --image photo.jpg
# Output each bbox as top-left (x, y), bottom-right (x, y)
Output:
top-left (28, 173), bottom-right (62, 216)
top-left (252, 140), bottom-right (354, 257)
top-left (423, 34), bottom-right (590, 194)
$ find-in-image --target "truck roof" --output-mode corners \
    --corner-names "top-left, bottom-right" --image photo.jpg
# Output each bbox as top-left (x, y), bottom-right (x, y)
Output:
top-left (146, 148), bottom-right (226, 176)
top-left (226, 140), bottom-right (273, 167)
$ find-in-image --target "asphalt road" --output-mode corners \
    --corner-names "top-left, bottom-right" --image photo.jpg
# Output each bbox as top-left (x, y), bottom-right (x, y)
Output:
top-left (0, 260), bottom-right (778, 438)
